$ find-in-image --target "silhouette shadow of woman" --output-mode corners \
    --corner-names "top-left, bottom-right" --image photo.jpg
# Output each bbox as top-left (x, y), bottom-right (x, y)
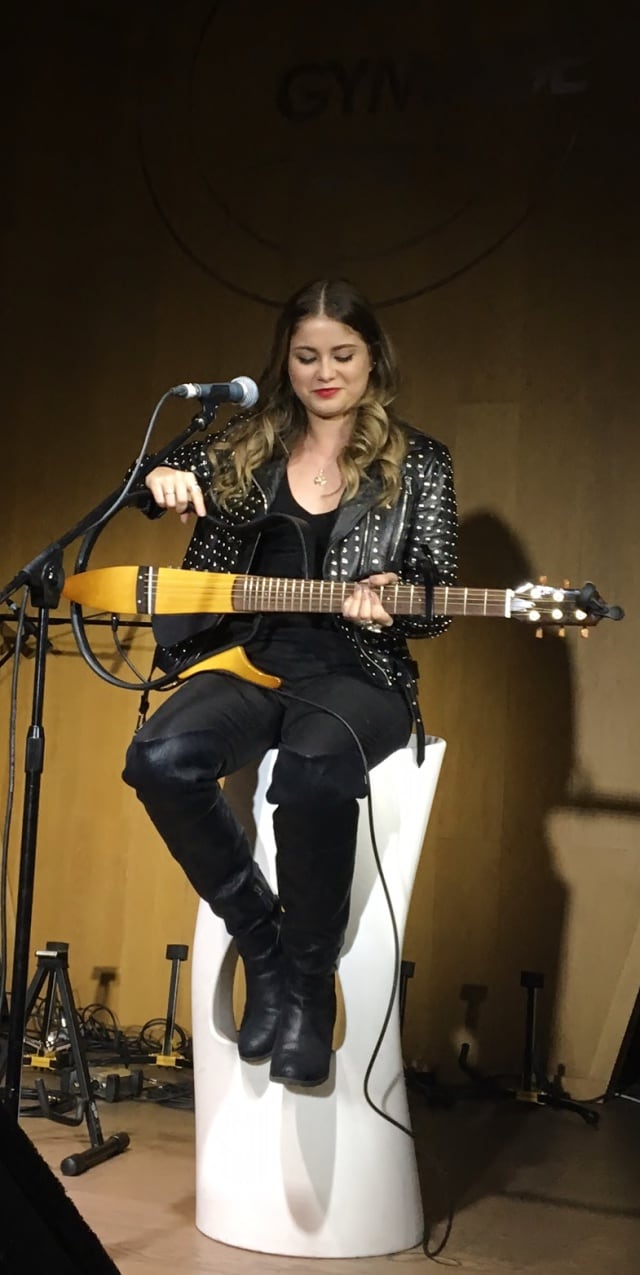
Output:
top-left (411, 510), bottom-right (575, 1230)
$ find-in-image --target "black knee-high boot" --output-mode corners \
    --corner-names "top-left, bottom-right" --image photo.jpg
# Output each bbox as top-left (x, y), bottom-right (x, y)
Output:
top-left (208, 856), bottom-right (283, 1062)
top-left (269, 799), bottom-right (359, 1087)
top-left (123, 736), bottom-right (283, 1061)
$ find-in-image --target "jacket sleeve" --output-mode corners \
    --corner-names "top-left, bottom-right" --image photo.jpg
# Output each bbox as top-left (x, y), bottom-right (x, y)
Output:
top-left (127, 434), bottom-right (217, 519)
top-left (391, 439), bottom-right (458, 640)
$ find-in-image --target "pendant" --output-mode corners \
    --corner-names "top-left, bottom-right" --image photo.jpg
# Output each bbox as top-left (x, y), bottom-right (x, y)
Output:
top-left (313, 468), bottom-right (328, 486)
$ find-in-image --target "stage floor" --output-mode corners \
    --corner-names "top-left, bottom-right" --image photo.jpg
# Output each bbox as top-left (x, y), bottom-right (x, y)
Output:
top-left (23, 1082), bottom-right (640, 1274)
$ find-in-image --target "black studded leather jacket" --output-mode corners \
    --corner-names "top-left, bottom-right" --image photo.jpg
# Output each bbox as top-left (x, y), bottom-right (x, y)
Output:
top-left (148, 421), bottom-right (458, 756)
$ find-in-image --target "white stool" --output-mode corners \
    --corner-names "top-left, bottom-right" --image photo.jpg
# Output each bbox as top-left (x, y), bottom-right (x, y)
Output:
top-left (191, 735), bottom-right (446, 1258)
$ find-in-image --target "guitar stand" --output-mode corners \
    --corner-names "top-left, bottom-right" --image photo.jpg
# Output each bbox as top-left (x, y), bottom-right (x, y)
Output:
top-left (121, 944), bottom-right (191, 1069)
top-left (457, 971), bottom-right (600, 1128)
top-left (156, 944), bottom-right (190, 1067)
top-left (21, 941), bottom-right (130, 1175)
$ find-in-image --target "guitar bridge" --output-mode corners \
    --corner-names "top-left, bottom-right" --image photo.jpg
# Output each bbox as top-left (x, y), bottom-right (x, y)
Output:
top-left (136, 566), bottom-right (156, 616)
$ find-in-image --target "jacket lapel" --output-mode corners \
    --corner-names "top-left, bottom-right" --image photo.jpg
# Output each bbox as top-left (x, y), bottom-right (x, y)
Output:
top-left (330, 475), bottom-right (381, 545)
top-left (251, 456), bottom-right (287, 508)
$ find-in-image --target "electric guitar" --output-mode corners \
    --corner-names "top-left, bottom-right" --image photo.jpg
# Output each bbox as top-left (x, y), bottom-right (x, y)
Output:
top-left (62, 567), bottom-right (624, 690)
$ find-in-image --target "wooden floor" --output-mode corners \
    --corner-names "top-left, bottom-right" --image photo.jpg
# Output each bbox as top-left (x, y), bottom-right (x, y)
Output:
top-left (22, 1078), bottom-right (640, 1274)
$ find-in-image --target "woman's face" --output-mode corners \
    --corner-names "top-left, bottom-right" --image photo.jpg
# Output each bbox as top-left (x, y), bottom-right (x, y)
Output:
top-left (287, 314), bottom-right (373, 423)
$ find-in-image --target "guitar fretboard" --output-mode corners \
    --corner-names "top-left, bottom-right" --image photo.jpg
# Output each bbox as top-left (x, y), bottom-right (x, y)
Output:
top-left (230, 576), bottom-right (510, 618)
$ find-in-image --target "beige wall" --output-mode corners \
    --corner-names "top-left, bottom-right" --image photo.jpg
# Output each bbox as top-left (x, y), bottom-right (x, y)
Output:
top-left (2, 2), bottom-right (638, 1096)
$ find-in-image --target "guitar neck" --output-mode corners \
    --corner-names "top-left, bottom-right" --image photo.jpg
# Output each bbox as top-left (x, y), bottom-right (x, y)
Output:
top-left (230, 575), bottom-right (510, 618)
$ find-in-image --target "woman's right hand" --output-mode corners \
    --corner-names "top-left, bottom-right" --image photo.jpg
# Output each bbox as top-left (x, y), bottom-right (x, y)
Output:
top-left (144, 467), bottom-right (207, 523)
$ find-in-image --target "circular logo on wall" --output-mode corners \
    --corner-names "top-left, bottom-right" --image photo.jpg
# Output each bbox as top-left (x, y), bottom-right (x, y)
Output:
top-left (137, 0), bottom-right (587, 307)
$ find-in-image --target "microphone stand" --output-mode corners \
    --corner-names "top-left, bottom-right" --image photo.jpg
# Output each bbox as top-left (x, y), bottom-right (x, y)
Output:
top-left (0, 400), bottom-right (216, 1128)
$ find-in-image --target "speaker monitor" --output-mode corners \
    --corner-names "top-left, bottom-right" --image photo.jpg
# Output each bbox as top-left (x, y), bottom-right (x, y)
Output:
top-left (0, 1100), bottom-right (120, 1274)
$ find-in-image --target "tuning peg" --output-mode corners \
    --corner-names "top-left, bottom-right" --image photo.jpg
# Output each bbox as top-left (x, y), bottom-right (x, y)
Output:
top-left (563, 578), bottom-right (571, 589)
top-left (535, 627), bottom-right (544, 639)
top-left (581, 627), bottom-right (590, 638)
top-left (538, 575), bottom-right (548, 585)
top-left (557, 627), bottom-right (566, 638)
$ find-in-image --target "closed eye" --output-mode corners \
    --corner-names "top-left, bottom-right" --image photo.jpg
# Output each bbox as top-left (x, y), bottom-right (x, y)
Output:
top-left (295, 353), bottom-right (354, 365)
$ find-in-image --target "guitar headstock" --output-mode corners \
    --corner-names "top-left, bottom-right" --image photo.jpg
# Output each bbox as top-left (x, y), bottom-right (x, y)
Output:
top-left (510, 579), bottom-right (625, 635)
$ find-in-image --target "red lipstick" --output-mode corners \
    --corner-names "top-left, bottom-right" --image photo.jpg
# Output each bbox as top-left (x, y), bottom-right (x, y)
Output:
top-left (314, 388), bottom-right (340, 398)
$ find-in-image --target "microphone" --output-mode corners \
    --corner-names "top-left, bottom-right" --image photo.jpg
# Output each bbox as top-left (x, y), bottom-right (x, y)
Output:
top-left (171, 376), bottom-right (259, 409)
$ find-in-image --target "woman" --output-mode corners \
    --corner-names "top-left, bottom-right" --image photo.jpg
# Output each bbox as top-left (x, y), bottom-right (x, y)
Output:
top-left (123, 278), bottom-right (458, 1088)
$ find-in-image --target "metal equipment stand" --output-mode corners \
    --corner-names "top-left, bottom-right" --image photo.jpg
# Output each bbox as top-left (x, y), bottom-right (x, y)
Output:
top-left (457, 970), bottom-right (600, 1127)
top-left (21, 942), bottom-right (130, 1174)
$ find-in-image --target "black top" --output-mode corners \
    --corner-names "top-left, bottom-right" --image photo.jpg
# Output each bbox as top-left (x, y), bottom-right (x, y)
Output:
top-left (251, 470), bottom-right (337, 578)
top-left (218, 473), bottom-right (362, 679)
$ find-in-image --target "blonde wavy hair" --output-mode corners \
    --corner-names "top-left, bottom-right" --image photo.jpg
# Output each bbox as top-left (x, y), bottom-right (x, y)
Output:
top-left (208, 279), bottom-right (409, 509)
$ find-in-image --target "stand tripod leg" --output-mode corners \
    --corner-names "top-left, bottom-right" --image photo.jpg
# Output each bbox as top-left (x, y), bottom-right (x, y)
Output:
top-left (0, 956), bottom-right (52, 1084)
top-left (40, 939), bottom-right (68, 1048)
top-left (53, 950), bottom-right (105, 1148)
top-left (539, 1093), bottom-right (600, 1127)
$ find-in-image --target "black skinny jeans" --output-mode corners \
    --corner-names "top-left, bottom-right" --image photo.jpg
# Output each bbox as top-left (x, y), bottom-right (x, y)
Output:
top-left (122, 668), bottom-right (412, 913)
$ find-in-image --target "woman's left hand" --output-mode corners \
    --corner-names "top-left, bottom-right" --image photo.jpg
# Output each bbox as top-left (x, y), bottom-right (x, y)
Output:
top-left (343, 572), bottom-right (398, 629)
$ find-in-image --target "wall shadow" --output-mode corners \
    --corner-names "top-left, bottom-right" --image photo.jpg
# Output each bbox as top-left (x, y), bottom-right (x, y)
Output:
top-left (413, 510), bottom-right (576, 1222)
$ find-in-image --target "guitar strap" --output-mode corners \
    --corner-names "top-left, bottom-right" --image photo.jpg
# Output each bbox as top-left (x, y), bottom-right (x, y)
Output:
top-left (418, 547), bottom-right (437, 622)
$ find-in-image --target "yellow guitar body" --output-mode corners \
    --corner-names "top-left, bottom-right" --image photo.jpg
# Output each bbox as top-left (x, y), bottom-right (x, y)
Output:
top-left (61, 567), bottom-right (283, 690)
top-left (176, 648), bottom-right (281, 690)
